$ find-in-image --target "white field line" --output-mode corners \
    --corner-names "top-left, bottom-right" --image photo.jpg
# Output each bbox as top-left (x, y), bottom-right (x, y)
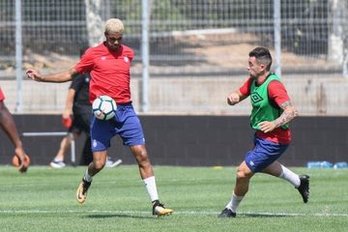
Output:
top-left (0, 209), bottom-right (347, 217)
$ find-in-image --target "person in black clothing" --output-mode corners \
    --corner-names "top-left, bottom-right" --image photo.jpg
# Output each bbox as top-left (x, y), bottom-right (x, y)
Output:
top-left (49, 71), bottom-right (92, 168)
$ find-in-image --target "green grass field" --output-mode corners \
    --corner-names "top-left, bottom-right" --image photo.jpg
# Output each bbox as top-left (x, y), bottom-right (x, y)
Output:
top-left (0, 165), bottom-right (347, 232)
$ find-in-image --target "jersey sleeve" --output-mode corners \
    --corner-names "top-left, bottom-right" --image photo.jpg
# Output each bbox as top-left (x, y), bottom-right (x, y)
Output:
top-left (124, 46), bottom-right (135, 62)
top-left (239, 77), bottom-right (253, 96)
top-left (268, 80), bottom-right (290, 106)
top-left (74, 48), bottom-right (94, 74)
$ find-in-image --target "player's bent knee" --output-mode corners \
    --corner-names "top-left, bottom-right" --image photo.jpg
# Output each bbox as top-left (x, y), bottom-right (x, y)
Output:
top-left (134, 149), bottom-right (149, 162)
top-left (137, 155), bottom-right (150, 167)
top-left (236, 168), bottom-right (252, 180)
top-left (93, 160), bottom-right (106, 170)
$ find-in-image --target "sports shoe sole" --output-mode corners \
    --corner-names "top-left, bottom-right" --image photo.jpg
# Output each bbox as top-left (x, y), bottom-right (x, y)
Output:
top-left (50, 161), bottom-right (66, 169)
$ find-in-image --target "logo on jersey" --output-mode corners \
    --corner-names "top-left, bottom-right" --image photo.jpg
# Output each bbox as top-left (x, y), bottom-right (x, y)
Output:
top-left (92, 139), bottom-right (98, 148)
top-left (101, 56), bottom-right (106, 60)
top-left (250, 92), bottom-right (263, 103)
top-left (123, 56), bottom-right (129, 63)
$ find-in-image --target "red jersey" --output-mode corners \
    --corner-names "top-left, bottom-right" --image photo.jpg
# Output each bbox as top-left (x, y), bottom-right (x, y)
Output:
top-left (239, 77), bottom-right (292, 144)
top-left (0, 87), bottom-right (5, 102)
top-left (74, 43), bottom-right (134, 104)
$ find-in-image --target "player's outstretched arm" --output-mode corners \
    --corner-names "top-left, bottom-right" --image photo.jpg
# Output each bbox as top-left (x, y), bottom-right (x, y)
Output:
top-left (26, 67), bottom-right (77, 83)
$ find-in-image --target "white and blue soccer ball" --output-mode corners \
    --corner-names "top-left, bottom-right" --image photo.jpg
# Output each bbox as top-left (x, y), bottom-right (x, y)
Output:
top-left (92, 95), bottom-right (117, 120)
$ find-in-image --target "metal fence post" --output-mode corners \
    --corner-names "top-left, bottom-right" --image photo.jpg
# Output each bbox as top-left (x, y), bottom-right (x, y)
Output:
top-left (141, 0), bottom-right (150, 112)
top-left (15, 0), bottom-right (23, 112)
top-left (273, 0), bottom-right (282, 77)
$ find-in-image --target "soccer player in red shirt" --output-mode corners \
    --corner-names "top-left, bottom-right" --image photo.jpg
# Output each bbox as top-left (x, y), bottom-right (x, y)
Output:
top-left (218, 47), bottom-right (310, 218)
top-left (0, 87), bottom-right (30, 173)
top-left (26, 18), bottom-right (173, 216)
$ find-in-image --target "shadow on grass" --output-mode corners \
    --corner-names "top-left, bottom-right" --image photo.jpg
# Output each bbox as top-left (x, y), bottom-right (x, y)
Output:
top-left (241, 213), bottom-right (292, 218)
top-left (86, 214), bottom-right (156, 219)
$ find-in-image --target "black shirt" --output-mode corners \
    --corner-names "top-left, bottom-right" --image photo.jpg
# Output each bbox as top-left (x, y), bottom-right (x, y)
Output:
top-left (70, 73), bottom-right (91, 113)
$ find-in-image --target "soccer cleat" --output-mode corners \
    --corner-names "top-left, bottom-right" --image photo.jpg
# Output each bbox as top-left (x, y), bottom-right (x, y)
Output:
top-left (76, 179), bottom-right (92, 204)
top-left (152, 200), bottom-right (173, 216)
top-left (218, 208), bottom-right (236, 218)
top-left (296, 175), bottom-right (310, 203)
top-left (50, 160), bottom-right (66, 169)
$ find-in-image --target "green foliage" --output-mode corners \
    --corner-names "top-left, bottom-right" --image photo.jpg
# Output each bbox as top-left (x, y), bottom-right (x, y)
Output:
top-left (0, 166), bottom-right (347, 232)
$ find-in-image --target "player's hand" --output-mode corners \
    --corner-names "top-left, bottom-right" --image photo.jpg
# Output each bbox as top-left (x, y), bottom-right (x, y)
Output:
top-left (258, 121), bottom-right (276, 133)
top-left (62, 109), bottom-right (72, 119)
top-left (14, 148), bottom-right (30, 173)
top-left (227, 92), bottom-right (240, 105)
top-left (18, 154), bottom-right (30, 173)
top-left (26, 69), bottom-right (43, 81)
top-left (62, 115), bottom-right (72, 128)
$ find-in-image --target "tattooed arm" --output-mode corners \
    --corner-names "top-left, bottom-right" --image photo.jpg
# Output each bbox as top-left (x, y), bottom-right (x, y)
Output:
top-left (258, 100), bottom-right (298, 133)
top-left (273, 101), bottom-right (298, 127)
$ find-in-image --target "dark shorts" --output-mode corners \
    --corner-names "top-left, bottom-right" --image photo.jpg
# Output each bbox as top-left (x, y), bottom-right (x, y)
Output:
top-left (90, 103), bottom-right (145, 152)
top-left (69, 107), bottom-right (91, 135)
top-left (245, 136), bottom-right (289, 173)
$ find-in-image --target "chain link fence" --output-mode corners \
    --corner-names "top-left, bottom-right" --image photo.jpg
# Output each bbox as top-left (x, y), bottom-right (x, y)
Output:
top-left (1, 0), bottom-right (347, 115)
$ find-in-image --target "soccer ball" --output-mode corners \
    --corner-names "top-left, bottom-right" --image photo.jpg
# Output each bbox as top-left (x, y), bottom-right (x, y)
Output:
top-left (92, 95), bottom-right (117, 120)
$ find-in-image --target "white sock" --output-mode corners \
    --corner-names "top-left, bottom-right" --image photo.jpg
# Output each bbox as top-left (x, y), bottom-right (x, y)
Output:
top-left (143, 176), bottom-right (159, 202)
top-left (279, 165), bottom-right (300, 187)
top-left (225, 192), bottom-right (244, 213)
top-left (83, 169), bottom-right (93, 182)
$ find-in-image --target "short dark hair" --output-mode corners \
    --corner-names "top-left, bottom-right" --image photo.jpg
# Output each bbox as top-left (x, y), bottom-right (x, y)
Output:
top-left (249, 47), bottom-right (272, 71)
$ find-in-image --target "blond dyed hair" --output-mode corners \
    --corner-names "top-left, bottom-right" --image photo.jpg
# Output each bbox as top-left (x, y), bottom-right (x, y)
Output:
top-left (105, 18), bottom-right (124, 34)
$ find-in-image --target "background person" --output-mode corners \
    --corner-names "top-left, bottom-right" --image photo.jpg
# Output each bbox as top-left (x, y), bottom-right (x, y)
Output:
top-left (26, 18), bottom-right (173, 216)
top-left (219, 47), bottom-right (310, 218)
top-left (50, 70), bottom-right (121, 168)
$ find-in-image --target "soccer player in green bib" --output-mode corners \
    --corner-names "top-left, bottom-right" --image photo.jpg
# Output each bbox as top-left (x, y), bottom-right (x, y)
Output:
top-left (219, 47), bottom-right (310, 218)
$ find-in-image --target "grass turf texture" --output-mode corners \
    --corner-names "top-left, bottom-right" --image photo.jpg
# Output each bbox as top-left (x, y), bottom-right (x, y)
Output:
top-left (0, 165), bottom-right (347, 232)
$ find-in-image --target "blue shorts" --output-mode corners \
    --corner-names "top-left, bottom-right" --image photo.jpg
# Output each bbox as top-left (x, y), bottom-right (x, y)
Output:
top-left (245, 136), bottom-right (289, 173)
top-left (90, 103), bottom-right (145, 152)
